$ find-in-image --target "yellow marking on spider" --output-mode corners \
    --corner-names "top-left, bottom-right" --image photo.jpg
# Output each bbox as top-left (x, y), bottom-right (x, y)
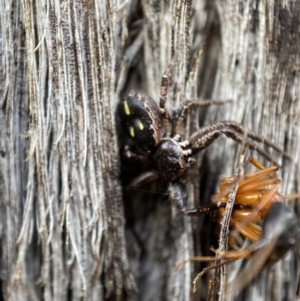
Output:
top-left (123, 100), bottom-right (131, 115)
top-left (139, 122), bottom-right (144, 130)
top-left (129, 126), bottom-right (135, 137)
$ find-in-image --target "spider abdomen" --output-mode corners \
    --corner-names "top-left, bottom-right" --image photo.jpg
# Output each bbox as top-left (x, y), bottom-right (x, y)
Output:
top-left (153, 139), bottom-right (186, 182)
top-left (118, 91), bottom-right (163, 151)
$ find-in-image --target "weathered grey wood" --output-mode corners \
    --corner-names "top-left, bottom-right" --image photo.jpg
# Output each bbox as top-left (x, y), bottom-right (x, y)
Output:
top-left (1, 1), bottom-right (136, 300)
top-left (0, 0), bottom-right (299, 301)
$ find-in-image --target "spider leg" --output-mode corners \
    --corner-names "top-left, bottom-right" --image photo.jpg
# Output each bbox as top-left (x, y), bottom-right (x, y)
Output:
top-left (222, 121), bottom-right (291, 159)
top-left (181, 122), bottom-right (284, 165)
top-left (174, 99), bottom-right (231, 141)
top-left (168, 182), bottom-right (220, 215)
top-left (128, 170), bottom-right (160, 188)
top-left (179, 121), bottom-right (230, 148)
top-left (159, 56), bottom-right (176, 137)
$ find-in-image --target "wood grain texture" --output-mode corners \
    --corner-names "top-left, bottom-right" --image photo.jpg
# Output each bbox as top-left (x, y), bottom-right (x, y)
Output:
top-left (0, 0), bottom-right (299, 300)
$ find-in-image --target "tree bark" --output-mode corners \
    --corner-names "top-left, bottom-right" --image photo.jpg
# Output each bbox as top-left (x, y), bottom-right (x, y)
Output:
top-left (1, 1), bottom-right (299, 301)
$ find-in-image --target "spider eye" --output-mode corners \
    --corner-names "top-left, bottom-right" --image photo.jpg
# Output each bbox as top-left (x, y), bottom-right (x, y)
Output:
top-left (118, 92), bottom-right (162, 151)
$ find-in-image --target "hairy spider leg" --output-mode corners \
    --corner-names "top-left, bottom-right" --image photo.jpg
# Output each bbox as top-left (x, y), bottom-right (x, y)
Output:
top-left (159, 56), bottom-right (176, 137)
top-left (181, 121), bottom-right (287, 165)
top-left (222, 122), bottom-right (291, 159)
top-left (128, 171), bottom-right (160, 188)
top-left (173, 99), bottom-right (231, 141)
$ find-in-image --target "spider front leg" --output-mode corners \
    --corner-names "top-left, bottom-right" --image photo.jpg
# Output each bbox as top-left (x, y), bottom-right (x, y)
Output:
top-left (180, 121), bottom-right (290, 165)
top-left (174, 99), bottom-right (231, 141)
top-left (168, 182), bottom-right (220, 215)
top-left (128, 171), bottom-right (160, 188)
top-left (159, 56), bottom-right (176, 137)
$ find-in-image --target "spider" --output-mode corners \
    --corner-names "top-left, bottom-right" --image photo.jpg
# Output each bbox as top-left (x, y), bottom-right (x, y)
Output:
top-left (173, 158), bottom-right (300, 296)
top-left (117, 60), bottom-right (291, 215)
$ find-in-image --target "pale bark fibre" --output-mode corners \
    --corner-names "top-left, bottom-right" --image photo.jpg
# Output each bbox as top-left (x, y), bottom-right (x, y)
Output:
top-left (1, 1), bottom-right (135, 300)
top-left (0, 1), bottom-right (299, 301)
